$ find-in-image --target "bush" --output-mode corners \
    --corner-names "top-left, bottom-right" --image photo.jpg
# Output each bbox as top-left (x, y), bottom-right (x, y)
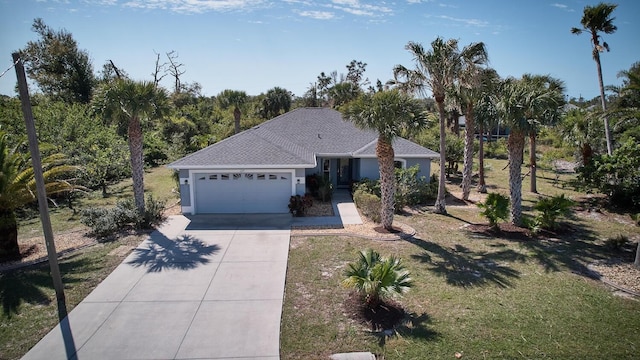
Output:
top-left (485, 138), bottom-right (508, 159)
top-left (604, 235), bottom-right (629, 250)
top-left (477, 193), bottom-right (509, 228)
top-left (352, 166), bottom-right (438, 213)
top-left (81, 195), bottom-right (166, 237)
top-left (533, 194), bottom-right (574, 231)
top-left (342, 249), bottom-right (412, 308)
top-left (288, 195), bottom-right (313, 217)
top-left (353, 189), bottom-right (381, 223)
top-left (575, 139), bottom-right (640, 210)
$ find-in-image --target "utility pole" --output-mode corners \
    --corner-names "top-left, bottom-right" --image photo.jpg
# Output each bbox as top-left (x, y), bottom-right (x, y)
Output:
top-left (12, 52), bottom-right (67, 316)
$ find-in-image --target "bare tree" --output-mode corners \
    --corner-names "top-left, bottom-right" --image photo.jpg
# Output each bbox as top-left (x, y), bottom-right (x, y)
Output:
top-left (151, 50), bottom-right (167, 88)
top-left (166, 50), bottom-right (185, 93)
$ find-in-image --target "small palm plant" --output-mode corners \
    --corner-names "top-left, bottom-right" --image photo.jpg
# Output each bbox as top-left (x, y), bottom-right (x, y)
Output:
top-left (533, 194), bottom-right (574, 231)
top-left (342, 249), bottom-right (413, 308)
top-left (477, 193), bottom-right (510, 229)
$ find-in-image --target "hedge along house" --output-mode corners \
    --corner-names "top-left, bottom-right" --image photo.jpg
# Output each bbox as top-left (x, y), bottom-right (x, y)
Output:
top-left (167, 107), bottom-right (439, 214)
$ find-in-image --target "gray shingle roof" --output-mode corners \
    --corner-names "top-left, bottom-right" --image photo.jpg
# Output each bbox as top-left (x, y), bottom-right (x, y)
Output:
top-left (168, 108), bottom-right (439, 169)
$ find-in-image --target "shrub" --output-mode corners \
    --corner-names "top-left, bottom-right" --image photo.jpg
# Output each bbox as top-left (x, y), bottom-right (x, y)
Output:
top-left (485, 138), bottom-right (508, 159)
top-left (604, 235), bottom-right (629, 250)
top-left (533, 194), bottom-right (574, 231)
top-left (81, 195), bottom-right (166, 237)
top-left (342, 249), bottom-right (413, 308)
top-left (288, 195), bottom-right (313, 217)
top-left (353, 189), bottom-right (381, 223)
top-left (477, 193), bottom-right (509, 229)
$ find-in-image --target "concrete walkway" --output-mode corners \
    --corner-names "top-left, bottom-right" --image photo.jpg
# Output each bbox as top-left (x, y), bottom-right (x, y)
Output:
top-left (22, 191), bottom-right (362, 360)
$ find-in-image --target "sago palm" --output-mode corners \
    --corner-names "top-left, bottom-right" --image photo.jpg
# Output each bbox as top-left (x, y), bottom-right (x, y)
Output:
top-left (342, 249), bottom-right (413, 308)
top-left (0, 131), bottom-right (77, 257)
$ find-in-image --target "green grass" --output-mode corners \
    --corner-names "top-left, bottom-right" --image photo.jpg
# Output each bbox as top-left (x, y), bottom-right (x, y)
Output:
top-left (17, 166), bottom-right (179, 240)
top-left (281, 158), bottom-right (640, 359)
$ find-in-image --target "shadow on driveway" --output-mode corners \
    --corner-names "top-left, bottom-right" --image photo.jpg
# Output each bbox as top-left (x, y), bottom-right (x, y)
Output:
top-left (126, 234), bottom-right (220, 272)
top-left (184, 214), bottom-right (292, 230)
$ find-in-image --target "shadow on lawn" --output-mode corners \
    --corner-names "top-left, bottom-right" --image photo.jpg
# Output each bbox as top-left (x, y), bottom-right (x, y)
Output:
top-left (0, 256), bottom-right (98, 317)
top-left (126, 234), bottom-right (220, 272)
top-left (407, 236), bottom-right (524, 288)
top-left (375, 312), bottom-right (440, 347)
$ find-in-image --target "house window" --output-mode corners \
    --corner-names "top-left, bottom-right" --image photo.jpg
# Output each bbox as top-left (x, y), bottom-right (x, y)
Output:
top-left (245, 173), bottom-right (253, 180)
top-left (233, 173), bottom-right (242, 180)
top-left (209, 174), bottom-right (217, 180)
top-left (221, 174), bottom-right (229, 180)
top-left (323, 159), bottom-right (330, 174)
top-left (394, 161), bottom-right (405, 169)
top-left (257, 174), bottom-right (266, 180)
top-left (269, 174), bottom-right (277, 180)
top-left (198, 176), bottom-right (205, 180)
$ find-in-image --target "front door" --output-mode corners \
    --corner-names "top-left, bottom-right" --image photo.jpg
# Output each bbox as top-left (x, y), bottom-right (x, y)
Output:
top-left (337, 158), bottom-right (352, 188)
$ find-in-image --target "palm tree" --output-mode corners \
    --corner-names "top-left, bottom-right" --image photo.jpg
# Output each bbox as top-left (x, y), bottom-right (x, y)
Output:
top-left (571, 2), bottom-right (618, 155)
top-left (260, 87), bottom-right (292, 119)
top-left (474, 70), bottom-right (500, 193)
top-left (520, 74), bottom-right (565, 193)
top-left (92, 79), bottom-right (168, 214)
top-left (341, 90), bottom-right (428, 230)
top-left (458, 56), bottom-right (490, 201)
top-left (397, 38), bottom-right (486, 213)
top-left (0, 132), bottom-right (77, 257)
top-left (342, 249), bottom-right (413, 308)
top-left (217, 89), bottom-right (248, 134)
top-left (497, 75), bottom-right (564, 225)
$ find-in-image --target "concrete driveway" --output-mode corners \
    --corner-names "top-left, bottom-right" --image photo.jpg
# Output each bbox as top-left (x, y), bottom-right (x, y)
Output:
top-left (22, 215), bottom-right (291, 360)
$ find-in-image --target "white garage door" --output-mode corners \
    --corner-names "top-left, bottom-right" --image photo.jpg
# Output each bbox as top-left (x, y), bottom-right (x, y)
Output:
top-left (194, 172), bottom-right (292, 213)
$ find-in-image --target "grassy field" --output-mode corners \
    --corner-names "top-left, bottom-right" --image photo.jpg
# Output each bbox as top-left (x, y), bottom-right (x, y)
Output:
top-left (0, 166), bottom-right (178, 360)
top-left (281, 159), bottom-right (640, 359)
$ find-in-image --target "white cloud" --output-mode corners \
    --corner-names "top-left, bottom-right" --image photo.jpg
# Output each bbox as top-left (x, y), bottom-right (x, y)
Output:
top-left (123, 0), bottom-right (267, 14)
top-left (329, 0), bottom-right (392, 17)
top-left (438, 14), bottom-right (488, 27)
top-left (297, 10), bottom-right (335, 20)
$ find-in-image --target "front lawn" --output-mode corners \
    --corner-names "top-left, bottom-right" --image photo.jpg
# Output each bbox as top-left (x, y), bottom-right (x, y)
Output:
top-left (280, 159), bottom-right (640, 359)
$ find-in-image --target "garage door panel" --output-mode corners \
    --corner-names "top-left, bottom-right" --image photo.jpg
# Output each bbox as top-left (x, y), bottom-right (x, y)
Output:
top-left (194, 172), bottom-right (291, 214)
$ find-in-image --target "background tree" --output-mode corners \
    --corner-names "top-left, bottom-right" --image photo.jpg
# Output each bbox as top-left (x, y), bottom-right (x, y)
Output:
top-left (342, 90), bottom-right (428, 230)
top-left (473, 69), bottom-right (500, 193)
top-left (217, 89), bottom-right (248, 134)
top-left (259, 87), bottom-right (292, 119)
top-left (92, 79), bottom-right (168, 213)
top-left (571, 2), bottom-right (618, 155)
top-left (0, 131), bottom-right (77, 257)
top-left (19, 18), bottom-right (95, 103)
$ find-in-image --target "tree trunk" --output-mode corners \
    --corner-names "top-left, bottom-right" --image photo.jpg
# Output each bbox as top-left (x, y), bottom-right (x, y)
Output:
top-left (507, 130), bottom-right (525, 226)
top-left (461, 103), bottom-right (475, 200)
top-left (529, 132), bottom-right (537, 194)
top-left (635, 242), bottom-right (640, 269)
top-left (581, 143), bottom-right (593, 166)
top-left (128, 115), bottom-right (146, 214)
top-left (376, 137), bottom-right (396, 230)
top-left (434, 100), bottom-right (447, 214)
top-left (234, 106), bottom-right (241, 134)
top-left (594, 52), bottom-right (612, 155)
top-left (477, 121), bottom-right (487, 193)
top-left (0, 210), bottom-right (19, 258)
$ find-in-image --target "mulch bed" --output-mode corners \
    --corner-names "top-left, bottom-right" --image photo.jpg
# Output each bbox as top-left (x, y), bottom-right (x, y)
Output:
top-left (344, 292), bottom-right (406, 331)
top-left (464, 223), bottom-right (533, 241)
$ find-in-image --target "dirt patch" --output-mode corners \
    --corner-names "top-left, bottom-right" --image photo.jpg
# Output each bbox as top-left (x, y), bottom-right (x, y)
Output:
top-left (463, 223), bottom-right (533, 241)
top-left (304, 200), bottom-right (334, 217)
top-left (0, 229), bottom-right (96, 271)
top-left (344, 292), bottom-right (406, 331)
top-left (590, 259), bottom-right (640, 296)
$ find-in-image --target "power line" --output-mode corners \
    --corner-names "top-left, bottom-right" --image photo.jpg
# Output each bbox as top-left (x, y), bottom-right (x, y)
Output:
top-left (0, 57), bottom-right (21, 79)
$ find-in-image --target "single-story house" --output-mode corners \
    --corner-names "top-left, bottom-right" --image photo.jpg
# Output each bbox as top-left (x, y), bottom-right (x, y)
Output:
top-left (167, 107), bottom-right (439, 214)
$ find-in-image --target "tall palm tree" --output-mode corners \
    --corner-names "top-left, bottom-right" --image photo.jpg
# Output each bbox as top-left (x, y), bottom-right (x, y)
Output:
top-left (92, 79), bottom-right (168, 214)
top-left (396, 38), bottom-right (487, 212)
top-left (571, 2), bottom-right (618, 155)
top-left (473, 70), bottom-right (500, 193)
top-left (520, 74), bottom-right (565, 193)
top-left (217, 89), bottom-right (248, 134)
top-left (497, 75), bottom-right (564, 225)
top-left (342, 90), bottom-right (428, 230)
top-left (0, 132), bottom-right (77, 257)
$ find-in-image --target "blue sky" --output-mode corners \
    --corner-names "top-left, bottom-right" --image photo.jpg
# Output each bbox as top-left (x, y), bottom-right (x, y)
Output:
top-left (0, 0), bottom-right (639, 100)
